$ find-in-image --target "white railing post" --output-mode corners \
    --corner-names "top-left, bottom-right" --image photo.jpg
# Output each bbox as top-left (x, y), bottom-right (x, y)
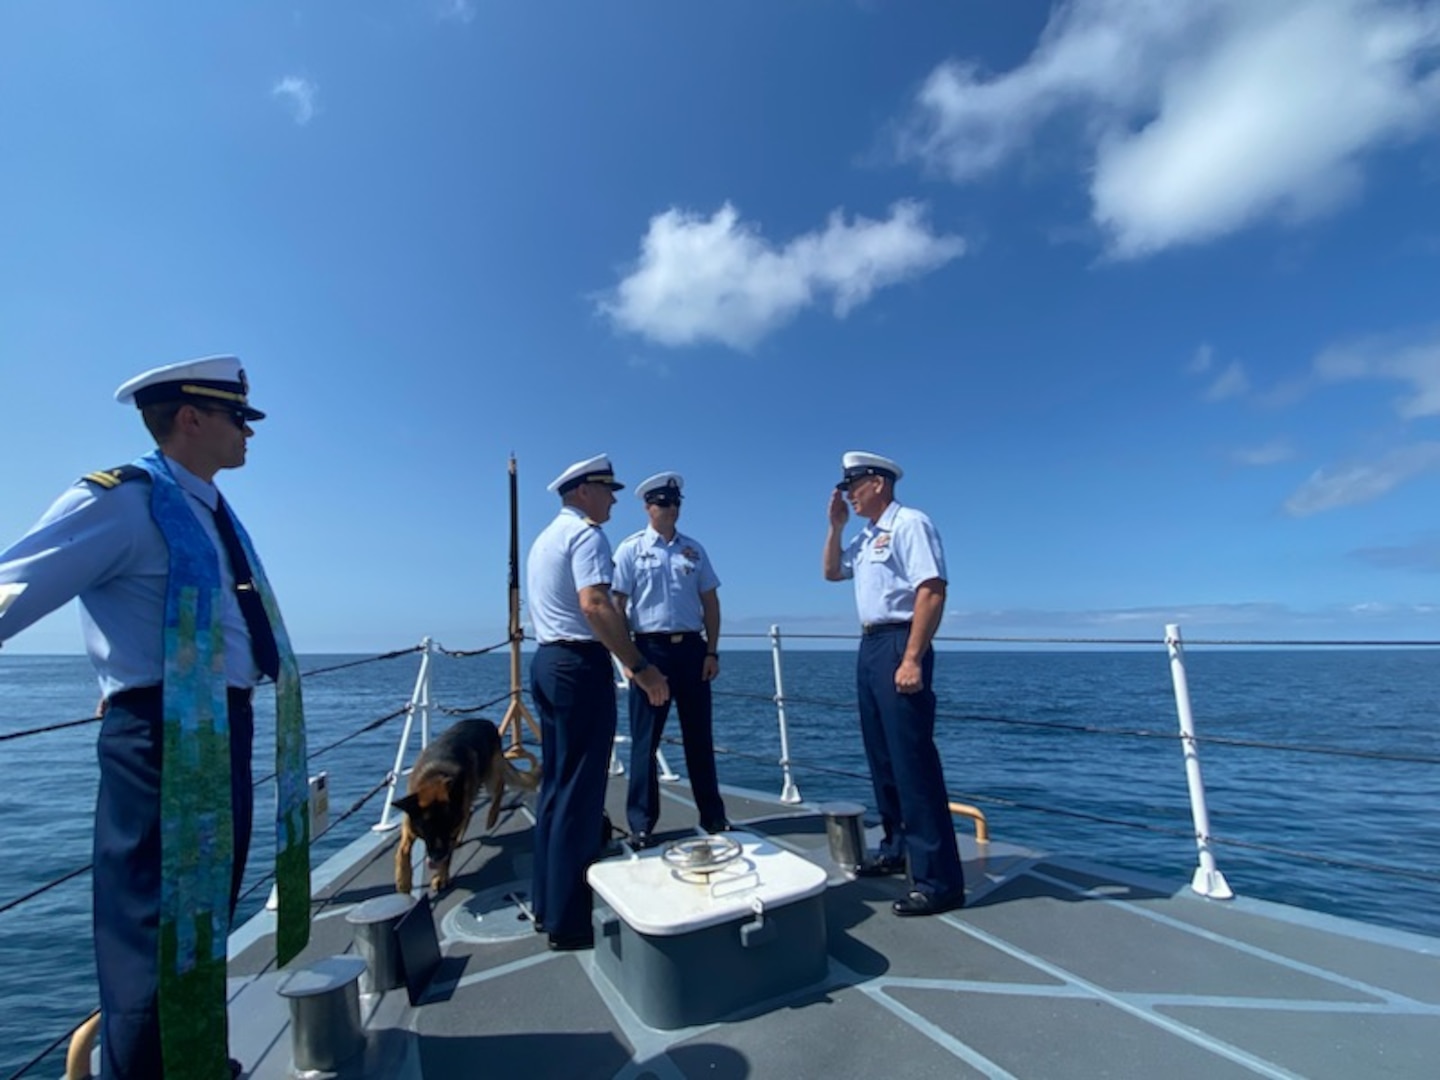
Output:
top-left (771, 625), bottom-right (802, 804)
top-left (1165, 624), bottom-right (1233, 899)
top-left (373, 637), bottom-right (434, 833)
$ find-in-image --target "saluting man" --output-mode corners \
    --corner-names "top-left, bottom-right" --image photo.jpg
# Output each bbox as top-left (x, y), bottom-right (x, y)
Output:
top-left (823, 451), bottom-right (966, 916)
top-left (612, 472), bottom-right (728, 847)
top-left (526, 454), bottom-right (669, 951)
top-left (0, 357), bottom-right (310, 1078)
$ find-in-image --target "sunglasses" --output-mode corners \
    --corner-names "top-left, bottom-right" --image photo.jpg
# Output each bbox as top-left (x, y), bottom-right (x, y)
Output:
top-left (196, 405), bottom-right (251, 430)
top-left (648, 496), bottom-right (681, 508)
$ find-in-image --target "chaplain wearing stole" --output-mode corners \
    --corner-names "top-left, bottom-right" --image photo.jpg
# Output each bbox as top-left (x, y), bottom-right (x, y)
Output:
top-left (0, 356), bottom-right (310, 1079)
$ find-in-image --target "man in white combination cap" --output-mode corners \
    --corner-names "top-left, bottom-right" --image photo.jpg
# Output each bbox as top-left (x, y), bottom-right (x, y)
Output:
top-left (612, 472), bottom-right (728, 847)
top-left (823, 451), bottom-right (966, 916)
top-left (526, 453), bottom-right (669, 950)
top-left (0, 355), bottom-right (309, 1077)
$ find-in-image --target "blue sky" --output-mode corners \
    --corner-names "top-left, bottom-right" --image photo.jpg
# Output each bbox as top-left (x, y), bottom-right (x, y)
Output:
top-left (3, 0), bottom-right (1439, 654)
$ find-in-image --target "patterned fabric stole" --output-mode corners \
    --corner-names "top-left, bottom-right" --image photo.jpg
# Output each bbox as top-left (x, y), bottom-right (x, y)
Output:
top-left (138, 451), bottom-right (311, 1078)
top-left (226, 499), bottom-right (312, 964)
top-left (141, 453), bottom-right (234, 1080)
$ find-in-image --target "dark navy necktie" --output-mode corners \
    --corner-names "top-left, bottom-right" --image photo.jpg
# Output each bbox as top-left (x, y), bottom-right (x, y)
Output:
top-left (213, 496), bottom-right (281, 680)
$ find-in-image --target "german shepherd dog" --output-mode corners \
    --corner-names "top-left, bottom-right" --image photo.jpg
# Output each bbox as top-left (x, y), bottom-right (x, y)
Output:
top-left (393, 718), bottom-right (540, 893)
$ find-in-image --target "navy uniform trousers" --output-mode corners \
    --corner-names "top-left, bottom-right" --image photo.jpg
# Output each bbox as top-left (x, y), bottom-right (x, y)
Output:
top-left (626, 632), bottom-right (726, 835)
top-left (529, 641), bottom-right (617, 942)
top-left (856, 624), bottom-right (965, 898)
top-left (95, 686), bottom-right (254, 1079)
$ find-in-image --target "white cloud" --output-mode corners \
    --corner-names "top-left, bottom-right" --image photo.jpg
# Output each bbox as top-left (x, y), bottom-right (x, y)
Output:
top-left (1184, 344), bottom-right (1250, 401)
top-left (1231, 439), bottom-right (1294, 466)
top-left (949, 601), bottom-right (1440, 637)
top-left (1203, 360), bottom-right (1249, 402)
top-left (735, 601), bottom-right (1440, 641)
top-left (272, 76), bottom-right (318, 126)
top-left (1283, 441), bottom-right (1440, 515)
top-left (1314, 330), bottom-right (1440, 419)
top-left (899, 0), bottom-right (1440, 257)
top-left (1351, 533), bottom-right (1440, 571)
top-left (598, 201), bottom-right (965, 350)
top-left (438, 0), bottom-right (476, 24)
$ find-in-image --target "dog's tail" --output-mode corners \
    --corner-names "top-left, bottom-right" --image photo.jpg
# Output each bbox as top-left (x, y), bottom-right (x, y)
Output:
top-left (501, 753), bottom-right (542, 791)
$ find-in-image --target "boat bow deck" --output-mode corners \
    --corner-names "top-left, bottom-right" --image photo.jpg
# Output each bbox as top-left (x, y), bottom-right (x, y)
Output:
top-left (222, 780), bottom-right (1440, 1080)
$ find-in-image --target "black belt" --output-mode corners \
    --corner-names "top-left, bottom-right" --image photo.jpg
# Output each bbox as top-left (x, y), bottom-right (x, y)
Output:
top-left (635, 631), bottom-right (702, 644)
top-left (862, 621), bottom-right (912, 635)
top-left (106, 684), bottom-right (255, 712)
top-left (539, 639), bottom-right (607, 652)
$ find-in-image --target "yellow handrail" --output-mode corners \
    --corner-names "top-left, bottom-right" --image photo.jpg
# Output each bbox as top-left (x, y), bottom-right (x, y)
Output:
top-left (949, 801), bottom-right (989, 844)
top-left (65, 1011), bottom-right (99, 1080)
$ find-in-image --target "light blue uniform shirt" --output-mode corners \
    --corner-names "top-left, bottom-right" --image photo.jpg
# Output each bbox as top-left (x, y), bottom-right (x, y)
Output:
top-left (0, 456), bottom-right (261, 696)
top-left (526, 506), bottom-right (614, 644)
top-left (839, 501), bottom-right (947, 626)
top-left (612, 526), bottom-right (720, 634)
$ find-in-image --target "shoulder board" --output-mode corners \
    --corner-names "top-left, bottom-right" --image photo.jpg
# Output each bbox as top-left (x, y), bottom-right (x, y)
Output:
top-left (80, 465), bottom-right (150, 490)
top-left (621, 530), bottom-right (647, 544)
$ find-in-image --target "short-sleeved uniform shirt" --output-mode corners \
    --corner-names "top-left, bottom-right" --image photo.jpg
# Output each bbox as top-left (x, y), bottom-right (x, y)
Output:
top-left (838, 501), bottom-right (947, 625)
top-left (612, 526), bottom-right (720, 634)
top-left (0, 456), bottom-right (260, 695)
top-left (526, 506), bottom-right (615, 643)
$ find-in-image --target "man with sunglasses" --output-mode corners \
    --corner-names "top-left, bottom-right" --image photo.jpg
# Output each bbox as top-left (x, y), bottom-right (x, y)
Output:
top-left (823, 451), bottom-right (966, 917)
top-left (0, 356), bottom-right (308, 1078)
top-left (611, 472), bottom-right (727, 848)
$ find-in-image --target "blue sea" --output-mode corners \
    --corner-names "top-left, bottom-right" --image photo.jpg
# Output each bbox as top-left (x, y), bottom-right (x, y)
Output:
top-left (1, 645), bottom-right (1437, 1076)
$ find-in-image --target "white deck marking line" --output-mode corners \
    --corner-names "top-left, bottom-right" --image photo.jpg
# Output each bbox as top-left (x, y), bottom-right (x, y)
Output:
top-left (1028, 867), bottom-right (1439, 1010)
top-left (1134, 992), bottom-right (1440, 1015)
top-left (439, 949), bottom-right (554, 995)
top-left (610, 1053), bottom-right (690, 1080)
top-left (871, 974), bottom-right (1093, 998)
top-left (848, 973), bottom-right (1440, 1016)
top-left (584, 953), bottom-right (727, 1068)
top-left (857, 981), bottom-right (1023, 1080)
top-left (941, 916), bottom-right (1306, 1079)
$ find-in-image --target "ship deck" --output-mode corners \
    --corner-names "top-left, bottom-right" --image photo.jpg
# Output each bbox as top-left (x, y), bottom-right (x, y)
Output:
top-left (219, 777), bottom-right (1440, 1080)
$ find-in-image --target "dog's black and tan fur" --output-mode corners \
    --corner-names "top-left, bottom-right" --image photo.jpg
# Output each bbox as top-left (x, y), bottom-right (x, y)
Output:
top-left (393, 718), bottom-right (539, 893)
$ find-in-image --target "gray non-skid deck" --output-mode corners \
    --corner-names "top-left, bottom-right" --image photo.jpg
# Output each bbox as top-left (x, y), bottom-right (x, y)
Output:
top-left (223, 778), bottom-right (1440, 1079)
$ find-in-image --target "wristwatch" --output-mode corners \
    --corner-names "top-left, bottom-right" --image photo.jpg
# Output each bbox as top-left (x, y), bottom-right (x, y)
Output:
top-left (631, 655), bottom-right (650, 675)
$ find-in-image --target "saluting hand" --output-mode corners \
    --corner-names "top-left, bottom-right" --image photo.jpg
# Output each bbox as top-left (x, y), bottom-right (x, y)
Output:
top-left (827, 489), bottom-right (849, 528)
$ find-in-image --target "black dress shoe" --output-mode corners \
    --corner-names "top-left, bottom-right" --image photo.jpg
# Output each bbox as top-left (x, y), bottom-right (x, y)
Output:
top-left (892, 888), bottom-right (965, 917)
top-left (229, 1059), bottom-right (243, 1079)
top-left (853, 854), bottom-right (906, 877)
top-left (700, 819), bottom-right (732, 833)
top-left (630, 831), bottom-right (654, 850)
top-left (547, 931), bottom-right (594, 952)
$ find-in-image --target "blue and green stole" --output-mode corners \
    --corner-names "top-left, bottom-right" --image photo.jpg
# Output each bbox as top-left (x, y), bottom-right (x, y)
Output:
top-left (138, 450), bottom-right (311, 1079)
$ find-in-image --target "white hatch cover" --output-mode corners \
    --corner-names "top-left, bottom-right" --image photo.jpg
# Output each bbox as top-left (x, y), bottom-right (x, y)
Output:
top-left (587, 831), bottom-right (827, 937)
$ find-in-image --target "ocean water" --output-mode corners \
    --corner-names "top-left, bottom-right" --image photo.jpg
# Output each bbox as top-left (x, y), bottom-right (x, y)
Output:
top-left (1, 645), bottom-right (1437, 1076)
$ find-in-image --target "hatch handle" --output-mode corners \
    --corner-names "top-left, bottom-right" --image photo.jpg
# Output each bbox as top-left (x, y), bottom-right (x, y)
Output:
top-left (740, 896), bottom-right (776, 949)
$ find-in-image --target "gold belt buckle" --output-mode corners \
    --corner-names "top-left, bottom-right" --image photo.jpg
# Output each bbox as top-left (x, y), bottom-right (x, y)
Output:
top-left (670, 633), bottom-right (684, 644)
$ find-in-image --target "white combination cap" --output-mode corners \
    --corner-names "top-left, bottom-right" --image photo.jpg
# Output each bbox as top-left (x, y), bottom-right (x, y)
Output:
top-left (548, 453), bottom-right (625, 494)
top-left (114, 355), bottom-right (265, 420)
top-left (636, 472), bottom-right (683, 503)
top-left (836, 451), bottom-right (902, 490)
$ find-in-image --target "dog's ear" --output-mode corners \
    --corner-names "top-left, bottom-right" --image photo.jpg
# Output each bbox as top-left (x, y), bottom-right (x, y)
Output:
top-left (392, 793), bottom-right (422, 818)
